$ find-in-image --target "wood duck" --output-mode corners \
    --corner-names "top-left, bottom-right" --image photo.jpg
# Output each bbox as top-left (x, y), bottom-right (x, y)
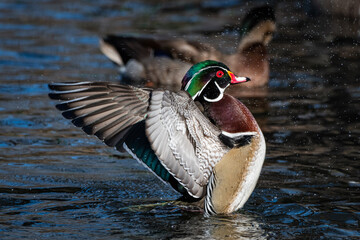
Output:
top-left (48, 60), bottom-right (266, 216)
top-left (100, 6), bottom-right (276, 88)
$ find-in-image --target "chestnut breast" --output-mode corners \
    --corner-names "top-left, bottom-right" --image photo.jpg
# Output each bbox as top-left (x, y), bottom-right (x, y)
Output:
top-left (206, 94), bottom-right (258, 133)
top-left (205, 94), bottom-right (266, 214)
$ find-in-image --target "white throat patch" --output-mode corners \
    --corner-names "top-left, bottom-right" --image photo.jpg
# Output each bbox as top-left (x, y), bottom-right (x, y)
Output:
top-left (184, 66), bottom-right (229, 100)
top-left (203, 81), bottom-right (229, 102)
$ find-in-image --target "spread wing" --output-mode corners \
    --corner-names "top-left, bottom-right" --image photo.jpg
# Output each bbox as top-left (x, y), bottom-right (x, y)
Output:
top-left (146, 90), bottom-right (229, 198)
top-left (49, 82), bottom-right (229, 199)
top-left (48, 82), bottom-right (150, 149)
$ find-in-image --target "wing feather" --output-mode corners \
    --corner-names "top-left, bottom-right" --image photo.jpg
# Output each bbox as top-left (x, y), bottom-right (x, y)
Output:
top-left (49, 82), bottom-right (230, 199)
top-left (146, 90), bottom-right (229, 198)
top-left (49, 82), bottom-right (150, 150)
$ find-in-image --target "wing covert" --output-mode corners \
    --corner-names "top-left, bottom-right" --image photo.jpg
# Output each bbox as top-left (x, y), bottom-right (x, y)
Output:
top-left (145, 90), bottom-right (229, 198)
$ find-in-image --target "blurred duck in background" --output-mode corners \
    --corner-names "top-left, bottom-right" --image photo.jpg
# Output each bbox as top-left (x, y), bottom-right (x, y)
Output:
top-left (100, 6), bottom-right (276, 89)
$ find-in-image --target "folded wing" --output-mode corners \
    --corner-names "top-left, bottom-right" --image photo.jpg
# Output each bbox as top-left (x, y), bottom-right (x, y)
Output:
top-left (146, 90), bottom-right (229, 198)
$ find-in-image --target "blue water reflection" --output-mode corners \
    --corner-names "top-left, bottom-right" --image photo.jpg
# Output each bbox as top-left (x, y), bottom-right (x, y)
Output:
top-left (0, 0), bottom-right (359, 239)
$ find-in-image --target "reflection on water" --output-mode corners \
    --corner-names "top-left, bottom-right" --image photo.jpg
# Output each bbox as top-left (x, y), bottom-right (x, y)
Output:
top-left (0, 0), bottom-right (359, 239)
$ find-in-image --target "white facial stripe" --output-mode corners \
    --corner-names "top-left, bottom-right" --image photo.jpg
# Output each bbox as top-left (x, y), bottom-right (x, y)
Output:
top-left (192, 80), bottom-right (210, 100)
top-left (204, 93), bottom-right (223, 102)
top-left (218, 82), bottom-right (230, 90)
top-left (203, 81), bottom-right (229, 102)
top-left (184, 66), bottom-right (229, 92)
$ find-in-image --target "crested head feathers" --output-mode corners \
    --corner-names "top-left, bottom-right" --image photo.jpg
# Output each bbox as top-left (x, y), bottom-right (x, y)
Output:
top-left (181, 60), bottom-right (249, 102)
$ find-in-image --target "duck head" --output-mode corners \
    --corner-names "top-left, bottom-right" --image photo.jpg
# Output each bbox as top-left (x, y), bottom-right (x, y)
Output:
top-left (181, 60), bottom-right (250, 103)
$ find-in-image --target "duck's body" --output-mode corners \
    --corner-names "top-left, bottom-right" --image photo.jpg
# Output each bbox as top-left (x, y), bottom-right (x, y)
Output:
top-left (49, 61), bottom-right (265, 215)
top-left (100, 6), bottom-right (275, 88)
top-left (201, 94), bottom-right (265, 214)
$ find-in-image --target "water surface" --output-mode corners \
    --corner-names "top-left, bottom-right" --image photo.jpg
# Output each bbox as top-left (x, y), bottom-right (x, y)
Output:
top-left (0, 0), bottom-right (359, 239)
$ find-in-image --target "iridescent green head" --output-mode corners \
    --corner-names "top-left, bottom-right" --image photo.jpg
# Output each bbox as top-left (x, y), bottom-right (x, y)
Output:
top-left (181, 60), bottom-right (250, 102)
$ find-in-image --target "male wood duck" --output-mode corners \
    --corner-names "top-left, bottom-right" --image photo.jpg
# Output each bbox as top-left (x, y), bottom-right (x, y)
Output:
top-left (48, 60), bottom-right (266, 216)
top-left (100, 6), bottom-right (276, 88)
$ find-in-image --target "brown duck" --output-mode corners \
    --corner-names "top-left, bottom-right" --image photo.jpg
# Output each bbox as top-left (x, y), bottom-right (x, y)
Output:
top-left (49, 60), bottom-right (266, 215)
top-left (100, 6), bottom-right (276, 88)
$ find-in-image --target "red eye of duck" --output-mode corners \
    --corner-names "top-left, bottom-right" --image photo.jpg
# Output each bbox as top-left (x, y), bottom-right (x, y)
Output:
top-left (216, 70), bottom-right (224, 78)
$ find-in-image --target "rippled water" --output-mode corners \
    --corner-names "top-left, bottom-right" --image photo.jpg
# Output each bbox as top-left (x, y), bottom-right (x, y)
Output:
top-left (1, 0), bottom-right (359, 239)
